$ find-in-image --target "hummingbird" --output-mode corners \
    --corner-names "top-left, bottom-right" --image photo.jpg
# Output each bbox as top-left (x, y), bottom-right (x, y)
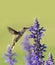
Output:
top-left (8, 26), bottom-right (29, 49)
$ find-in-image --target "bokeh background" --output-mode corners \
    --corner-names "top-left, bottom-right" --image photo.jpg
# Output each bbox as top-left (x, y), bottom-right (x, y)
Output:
top-left (0, 0), bottom-right (55, 65)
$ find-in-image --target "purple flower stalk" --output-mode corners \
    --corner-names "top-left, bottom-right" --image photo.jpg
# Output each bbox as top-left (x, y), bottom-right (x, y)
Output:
top-left (22, 18), bottom-right (47, 65)
top-left (22, 35), bottom-right (32, 65)
top-left (29, 18), bottom-right (46, 65)
top-left (46, 53), bottom-right (55, 65)
top-left (3, 45), bottom-right (17, 65)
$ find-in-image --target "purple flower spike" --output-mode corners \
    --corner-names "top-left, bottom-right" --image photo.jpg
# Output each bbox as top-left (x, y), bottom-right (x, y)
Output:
top-left (3, 45), bottom-right (17, 65)
top-left (22, 18), bottom-right (55, 65)
top-left (22, 35), bottom-right (31, 51)
top-left (29, 18), bottom-right (46, 42)
top-left (29, 18), bottom-right (46, 65)
top-left (22, 35), bottom-right (33, 65)
top-left (34, 18), bottom-right (40, 30)
top-left (22, 18), bottom-right (46, 65)
top-left (29, 26), bottom-right (34, 32)
top-left (46, 53), bottom-right (55, 65)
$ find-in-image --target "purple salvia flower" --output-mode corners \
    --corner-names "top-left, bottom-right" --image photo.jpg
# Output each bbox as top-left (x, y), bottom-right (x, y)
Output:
top-left (45, 53), bottom-right (55, 65)
top-left (3, 45), bottom-right (17, 65)
top-left (31, 53), bottom-right (42, 65)
top-left (29, 18), bottom-right (46, 41)
top-left (29, 18), bottom-right (46, 65)
top-left (22, 35), bottom-right (33, 65)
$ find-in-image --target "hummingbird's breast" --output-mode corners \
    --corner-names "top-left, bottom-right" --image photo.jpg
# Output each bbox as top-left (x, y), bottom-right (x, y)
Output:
top-left (15, 35), bottom-right (20, 42)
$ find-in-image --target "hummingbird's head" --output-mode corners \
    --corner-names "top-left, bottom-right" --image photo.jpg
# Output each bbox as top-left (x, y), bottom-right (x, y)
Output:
top-left (21, 27), bottom-right (29, 34)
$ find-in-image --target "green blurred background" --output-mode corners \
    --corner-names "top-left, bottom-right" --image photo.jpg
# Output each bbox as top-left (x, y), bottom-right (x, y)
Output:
top-left (0, 0), bottom-right (55, 65)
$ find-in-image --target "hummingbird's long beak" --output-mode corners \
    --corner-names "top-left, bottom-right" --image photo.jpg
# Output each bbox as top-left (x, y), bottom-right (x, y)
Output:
top-left (23, 27), bottom-right (30, 29)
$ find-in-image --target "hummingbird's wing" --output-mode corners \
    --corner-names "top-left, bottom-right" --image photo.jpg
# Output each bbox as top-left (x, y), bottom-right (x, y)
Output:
top-left (8, 27), bottom-right (20, 35)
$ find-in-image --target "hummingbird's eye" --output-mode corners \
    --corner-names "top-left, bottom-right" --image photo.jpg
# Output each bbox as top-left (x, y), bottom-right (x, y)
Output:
top-left (23, 27), bottom-right (25, 29)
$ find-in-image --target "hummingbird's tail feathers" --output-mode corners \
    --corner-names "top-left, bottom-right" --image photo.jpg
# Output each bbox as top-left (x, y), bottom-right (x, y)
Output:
top-left (11, 42), bottom-right (15, 50)
top-left (7, 26), bottom-right (19, 35)
top-left (11, 36), bottom-right (19, 49)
